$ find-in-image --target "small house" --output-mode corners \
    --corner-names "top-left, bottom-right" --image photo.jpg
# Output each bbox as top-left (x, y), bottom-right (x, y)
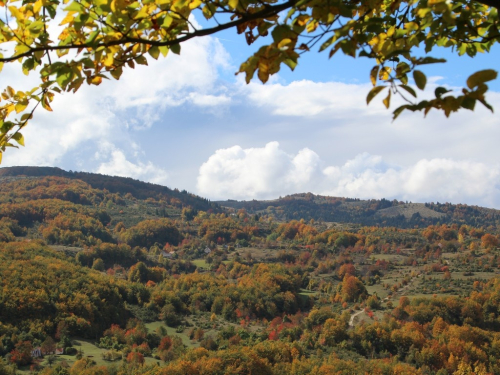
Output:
top-left (31, 347), bottom-right (42, 358)
top-left (162, 250), bottom-right (174, 259)
top-left (204, 247), bottom-right (212, 254)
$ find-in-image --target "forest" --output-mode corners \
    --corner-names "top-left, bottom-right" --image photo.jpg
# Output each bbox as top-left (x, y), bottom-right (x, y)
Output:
top-left (1, 167), bottom-right (500, 374)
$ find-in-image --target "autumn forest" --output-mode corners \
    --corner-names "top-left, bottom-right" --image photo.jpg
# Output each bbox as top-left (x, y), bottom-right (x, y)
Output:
top-left (1, 166), bottom-right (500, 375)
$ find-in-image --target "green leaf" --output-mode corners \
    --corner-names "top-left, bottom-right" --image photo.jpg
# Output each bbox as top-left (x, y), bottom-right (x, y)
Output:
top-left (283, 59), bottom-right (297, 71)
top-left (159, 46), bottom-right (169, 57)
top-left (110, 67), bottom-right (123, 80)
top-left (85, 30), bottom-right (100, 45)
top-left (435, 87), bottom-right (450, 98)
top-left (413, 70), bottom-right (427, 90)
top-left (64, 1), bottom-right (83, 11)
top-left (393, 105), bottom-right (410, 120)
top-left (135, 55), bottom-right (148, 65)
top-left (170, 44), bottom-right (181, 55)
top-left (399, 85), bottom-right (416, 98)
top-left (466, 69), bottom-right (498, 89)
top-left (418, 57), bottom-right (447, 65)
top-left (12, 133), bottom-right (24, 146)
top-left (366, 86), bottom-right (386, 104)
top-left (22, 58), bottom-right (36, 75)
top-left (56, 71), bottom-right (73, 89)
top-left (461, 97), bottom-right (476, 111)
top-left (27, 20), bottom-right (44, 34)
top-left (148, 46), bottom-right (160, 60)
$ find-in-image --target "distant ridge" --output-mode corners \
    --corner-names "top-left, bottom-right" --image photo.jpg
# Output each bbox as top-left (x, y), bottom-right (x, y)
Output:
top-left (0, 166), bottom-right (220, 212)
top-left (217, 193), bottom-right (500, 228)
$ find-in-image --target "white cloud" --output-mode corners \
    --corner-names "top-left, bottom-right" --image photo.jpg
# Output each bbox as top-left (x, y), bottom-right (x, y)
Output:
top-left (96, 145), bottom-right (169, 184)
top-left (1, 19), bottom-right (232, 176)
top-left (197, 142), bottom-right (500, 208)
top-left (245, 79), bottom-right (385, 117)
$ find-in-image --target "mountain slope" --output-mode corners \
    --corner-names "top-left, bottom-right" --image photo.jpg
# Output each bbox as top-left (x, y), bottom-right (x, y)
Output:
top-left (0, 166), bottom-right (219, 212)
top-left (217, 193), bottom-right (500, 228)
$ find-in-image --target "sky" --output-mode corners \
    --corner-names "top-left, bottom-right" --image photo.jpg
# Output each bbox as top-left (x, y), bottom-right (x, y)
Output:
top-left (2, 14), bottom-right (500, 208)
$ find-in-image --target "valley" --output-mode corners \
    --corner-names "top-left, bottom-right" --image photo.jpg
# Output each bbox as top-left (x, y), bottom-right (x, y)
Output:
top-left (0, 167), bottom-right (499, 375)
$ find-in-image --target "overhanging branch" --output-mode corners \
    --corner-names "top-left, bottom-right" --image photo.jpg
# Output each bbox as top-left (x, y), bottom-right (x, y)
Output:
top-left (471, 0), bottom-right (500, 8)
top-left (0, 0), bottom-right (297, 63)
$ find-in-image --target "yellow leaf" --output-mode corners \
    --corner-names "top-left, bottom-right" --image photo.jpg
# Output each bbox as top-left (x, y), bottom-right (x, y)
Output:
top-left (277, 38), bottom-right (292, 49)
top-left (387, 26), bottom-right (395, 37)
top-left (91, 76), bottom-right (103, 85)
top-left (378, 67), bottom-right (391, 81)
top-left (33, 0), bottom-right (43, 13)
top-left (383, 90), bottom-right (391, 109)
top-left (370, 66), bottom-right (379, 86)
top-left (103, 53), bottom-right (114, 67)
top-left (8, 6), bottom-right (25, 22)
top-left (41, 96), bottom-right (52, 111)
top-left (228, 0), bottom-right (238, 9)
top-left (428, 0), bottom-right (446, 5)
top-left (306, 20), bottom-right (318, 33)
top-left (296, 15), bottom-right (309, 27)
top-left (189, 0), bottom-right (202, 9)
top-left (59, 12), bottom-right (75, 26)
top-left (15, 101), bottom-right (28, 113)
top-left (162, 15), bottom-right (173, 28)
top-left (404, 22), bottom-right (419, 31)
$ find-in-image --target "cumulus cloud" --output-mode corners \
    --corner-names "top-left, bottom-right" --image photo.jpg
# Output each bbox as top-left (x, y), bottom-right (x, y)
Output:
top-left (96, 144), bottom-right (169, 184)
top-left (245, 79), bottom-right (386, 118)
top-left (1, 19), bottom-right (232, 181)
top-left (197, 142), bottom-right (500, 208)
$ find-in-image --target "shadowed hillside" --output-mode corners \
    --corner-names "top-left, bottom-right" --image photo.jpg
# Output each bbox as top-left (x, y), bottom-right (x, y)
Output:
top-left (217, 193), bottom-right (500, 228)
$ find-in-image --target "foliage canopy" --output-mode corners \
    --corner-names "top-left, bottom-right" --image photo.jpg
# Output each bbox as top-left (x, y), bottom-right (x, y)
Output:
top-left (0, 0), bottom-right (498, 160)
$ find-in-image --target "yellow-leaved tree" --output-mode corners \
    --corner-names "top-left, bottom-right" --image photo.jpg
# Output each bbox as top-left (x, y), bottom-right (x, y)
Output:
top-left (0, 0), bottom-right (498, 160)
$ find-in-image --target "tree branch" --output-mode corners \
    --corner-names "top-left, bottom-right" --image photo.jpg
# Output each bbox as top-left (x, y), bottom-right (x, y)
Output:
top-left (0, 0), bottom-right (297, 63)
top-left (471, 0), bottom-right (500, 9)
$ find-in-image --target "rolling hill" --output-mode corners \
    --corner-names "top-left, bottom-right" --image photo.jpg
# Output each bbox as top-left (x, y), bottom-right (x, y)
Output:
top-left (217, 193), bottom-right (500, 228)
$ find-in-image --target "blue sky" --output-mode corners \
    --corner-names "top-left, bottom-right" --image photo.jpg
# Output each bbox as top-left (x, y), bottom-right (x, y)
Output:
top-left (3, 15), bottom-right (500, 208)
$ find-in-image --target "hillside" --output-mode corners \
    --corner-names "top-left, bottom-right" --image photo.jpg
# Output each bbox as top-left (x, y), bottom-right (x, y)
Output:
top-left (0, 166), bottom-right (220, 213)
top-left (217, 193), bottom-right (500, 228)
top-left (1, 167), bottom-right (500, 374)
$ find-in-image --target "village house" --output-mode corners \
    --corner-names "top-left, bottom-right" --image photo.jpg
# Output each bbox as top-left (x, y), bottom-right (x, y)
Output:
top-left (161, 250), bottom-right (175, 258)
top-left (31, 347), bottom-right (64, 358)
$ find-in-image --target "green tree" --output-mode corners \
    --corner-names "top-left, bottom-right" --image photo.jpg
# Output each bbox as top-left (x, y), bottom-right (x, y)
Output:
top-left (0, 0), bottom-right (498, 160)
top-left (91, 258), bottom-right (105, 271)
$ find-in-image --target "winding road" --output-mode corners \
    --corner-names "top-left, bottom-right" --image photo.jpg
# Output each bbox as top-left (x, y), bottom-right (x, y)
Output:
top-left (348, 272), bottom-right (422, 327)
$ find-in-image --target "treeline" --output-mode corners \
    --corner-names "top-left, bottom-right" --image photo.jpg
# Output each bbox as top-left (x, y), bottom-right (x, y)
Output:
top-left (0, 167), bottom-right (220, 212)
top-left (219, 194), bottom-right (500, 228)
